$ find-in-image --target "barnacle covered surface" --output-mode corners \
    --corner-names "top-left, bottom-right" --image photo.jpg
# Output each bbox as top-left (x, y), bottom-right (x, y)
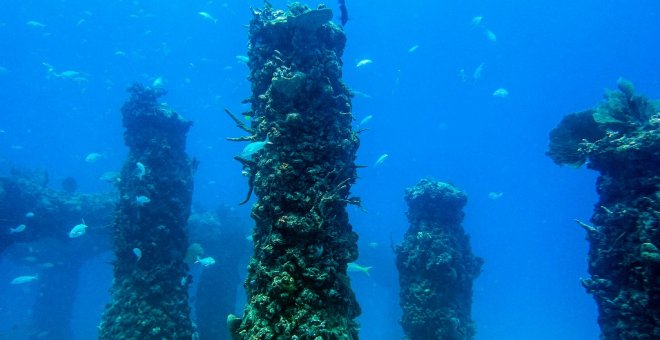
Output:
top-left (396, 179), bottom-right (482, 340)
top-left (547, 80), bottom-right (660, 339)
top-left (99, 84), bottom-right (196, 339)
top-left (232, 3), bottom-right (361, 339)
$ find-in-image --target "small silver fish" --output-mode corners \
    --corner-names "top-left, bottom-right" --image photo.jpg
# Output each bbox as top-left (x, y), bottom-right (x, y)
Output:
top-left (408, 45), bottom-right (419, 53)
top-left (136, 162), bottom-right (146, 180)
top-left (135, 195), bottom-right (151, 206)
top-left (10, 275), bottom-right (38, 284)
top-left (236, 55), bottom-right (249, 63)
top-left (26, 21), bottom-right (46, 28)
top-left (25, 212), bottom-right (35, 219)
top-left (9, 224), bottom-right (26, 234)
top-left (374, 153), bottom-right (389, 167)
top-left (195, 256), bottom-right (216, 267)
top-left (486, 29), bottom-right (497, 43)
top-left (240, 137), bottom-right (271, 159)
top-left (356, 59), bottom-right (373, 68)
top-left (132, 248), bottom-right (142, 261)
top-left (85, 152), bottom-right (104, 163)
top-left (358, 115), bottom-right (373, 128)
top-left (198, 12), bottom-right (217, 23)
top-left (69, 220), bottom-right (88, 238)
top-left (492, 88), bottom-right (509, 98)
top-left (347, 263), bottom-right (373, 277)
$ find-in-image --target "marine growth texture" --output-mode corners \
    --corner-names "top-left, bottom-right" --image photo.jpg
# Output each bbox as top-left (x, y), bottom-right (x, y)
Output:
top-left (231, 3), bottom-right (361, 339)
top-left (396, 179), bottom-right (483, 340)
top-left (547, 79), bottom-right (660, 339)
top-left (99, 84), bottom-right (196, 339)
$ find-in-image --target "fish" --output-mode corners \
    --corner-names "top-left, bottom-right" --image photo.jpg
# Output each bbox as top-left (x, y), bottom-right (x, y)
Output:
top-left (198, 12), bottom-right (218, 23)
top-left (356, 59), bottom-right (373, 68)
top-left (471, 16), bottom-right (483, 28)
top-left (486, 29), bottom-right (497, 43)
top-left (135, 195), bottom-right (151, 206)
top-left (26, 21), bottom-right (46, 28)
top-left (68, 220), bottom-right (88, 238)
top-left (136, 162), bottom-right (146, 180)
top-left (357, 115), bottom-right (373, 128)
top-left (25, 212), bottom-right (35, 219)
top-left (374, 153), bottom-right (389, 167)
top-left (408, 45), bottom-right (419, 53)
top-left (236, 55), bottom-right (249, 64)
top-left (492, 88), bottom-right (509, 98)
top-left (348, 262), bottom-right (373, 277)
top-left (152, 76), bottom-right (164, 88)
top-left (10, 275), bottom-right (38, 284)
top-left (368, 242), bottom-right (379, 249)
top-left (132, 248), bottom-right (142, 261)
top-left (240, 137), bottom-right (271, 159)
top-left (488, 192), bottom-right (504, 200)
top-left (85, 152), bottom-right (104, 163)
top-left (9, 224), bottom-right (26, 234)
top-left (195, 256), bottom-right (216, 267)
top-left (472, 62), bottom-right (485, 80)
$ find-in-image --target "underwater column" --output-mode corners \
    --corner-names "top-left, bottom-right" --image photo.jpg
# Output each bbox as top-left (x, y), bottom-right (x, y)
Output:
top-left (547, 79), bottom-right (660, 339)
top-left (396, 179), bottom-right (483, 340)
top-left (229, 3), bottom-right (361, 338)
top-left (99, 84), bottom-right (196, 339)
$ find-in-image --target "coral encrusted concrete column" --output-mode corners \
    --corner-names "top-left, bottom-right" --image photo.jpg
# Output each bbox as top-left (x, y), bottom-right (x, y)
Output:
top-left (547, 79), bottom-right (660, 339)
top-left (229, 3), bottom-right (361, 339)
top-left (99, 84), bottom-right (196, 339)
top-left (396, 179), bottom-right (483, 340)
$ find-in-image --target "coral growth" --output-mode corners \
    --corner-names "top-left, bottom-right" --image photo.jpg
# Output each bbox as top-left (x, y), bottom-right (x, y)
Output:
top-left (396, 179), bottom-right (483, 340)
top-left (99, 84), bottom-right (196, 339)
top-left (547, 79), bottom-right (660, 339)
top-left (230, 2), bottom-right (361, 339)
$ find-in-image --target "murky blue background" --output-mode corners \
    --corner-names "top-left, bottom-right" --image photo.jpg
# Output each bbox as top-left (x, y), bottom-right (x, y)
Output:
top-left (1, 0), bottom-right (659, 338)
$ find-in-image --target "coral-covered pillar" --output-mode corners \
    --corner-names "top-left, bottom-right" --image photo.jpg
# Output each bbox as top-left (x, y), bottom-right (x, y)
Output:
top-left (99, 84), bottom-right (196, 339)
top-left (229, 3), bottom-right (361, 339)
top-left (547, 79), bottom-right (660, 339)
top-left (396, 179), bottom-right (483, 340)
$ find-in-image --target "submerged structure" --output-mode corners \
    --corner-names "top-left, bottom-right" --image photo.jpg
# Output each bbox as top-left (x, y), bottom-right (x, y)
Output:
top-left (0, 169), bottom-right (114, 339)
top-left (396, 179), bottom-right (483, 340)
top-left (229, 3), bottom-right (361, 338)
top-left (547, 79), bottom-right (660, 339)
top-left (99, 84), bottom-right (196, 339)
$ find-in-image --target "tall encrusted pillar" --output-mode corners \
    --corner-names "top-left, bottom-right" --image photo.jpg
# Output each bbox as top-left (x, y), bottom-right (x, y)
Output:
top-left (396, 179), bottom-right (483, 340)
top-left (99, 84), bottom-right (196, 339)
top-left (229, 3), bottom-right (361, 338)
top-left (547, 79), bottom-right (660, 339)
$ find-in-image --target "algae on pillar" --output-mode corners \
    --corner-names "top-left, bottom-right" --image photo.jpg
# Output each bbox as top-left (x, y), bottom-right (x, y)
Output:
top-left (396, 179), bottom-right (483, 340)
top-left (230, 3), bottom-right (361, 339)
top-left (99, 84), bottom-right (196, 339)
top-left (547, 79), bottom-right (660, 339)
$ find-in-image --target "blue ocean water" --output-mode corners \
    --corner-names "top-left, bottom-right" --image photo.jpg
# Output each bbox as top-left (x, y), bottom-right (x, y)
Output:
top-left (0, 0), bottom-right (658, 339)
